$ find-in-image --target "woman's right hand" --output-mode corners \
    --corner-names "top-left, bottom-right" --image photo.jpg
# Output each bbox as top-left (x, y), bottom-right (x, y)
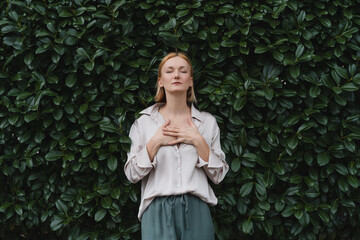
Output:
top-left (153, 120), bottom-right (177, 145)
top-left (146, 120), bottom-right (176, 161)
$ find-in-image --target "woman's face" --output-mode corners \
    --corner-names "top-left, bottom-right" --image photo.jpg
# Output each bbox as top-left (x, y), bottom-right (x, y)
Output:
top-left (158, 56), bottom-right (193, 95)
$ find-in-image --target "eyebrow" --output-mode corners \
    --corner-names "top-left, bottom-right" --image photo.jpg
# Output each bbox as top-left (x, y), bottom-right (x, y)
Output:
top-left (165, 66), bottom-right (188, 69)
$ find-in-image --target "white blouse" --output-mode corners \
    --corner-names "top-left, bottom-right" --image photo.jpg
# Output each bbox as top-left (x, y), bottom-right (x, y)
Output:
top-left (124, 102), bottom-right (229, 220)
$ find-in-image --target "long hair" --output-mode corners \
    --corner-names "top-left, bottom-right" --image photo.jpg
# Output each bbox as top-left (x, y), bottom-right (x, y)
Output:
top-left (154, 52), bottom-right (196, 104)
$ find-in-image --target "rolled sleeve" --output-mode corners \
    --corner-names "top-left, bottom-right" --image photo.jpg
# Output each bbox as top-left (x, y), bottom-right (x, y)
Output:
top-left (124, 120), bottom-right (154, 183)
top-left (197, 120), bottom-right (229, 184)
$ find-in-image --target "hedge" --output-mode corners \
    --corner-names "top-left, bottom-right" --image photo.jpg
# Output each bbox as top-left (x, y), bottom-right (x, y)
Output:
top-left (1, 0), bottom-right (360, 239)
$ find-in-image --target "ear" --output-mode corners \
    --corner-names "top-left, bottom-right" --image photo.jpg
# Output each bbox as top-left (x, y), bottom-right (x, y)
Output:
top-left (190, 77), bottom-right (193, 87)
top-left (158, 77), bottom-right (163, 87)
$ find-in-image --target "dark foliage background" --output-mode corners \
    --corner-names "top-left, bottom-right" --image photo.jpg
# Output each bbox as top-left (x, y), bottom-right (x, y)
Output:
top-left (1, 0), bottom-right (360, 239)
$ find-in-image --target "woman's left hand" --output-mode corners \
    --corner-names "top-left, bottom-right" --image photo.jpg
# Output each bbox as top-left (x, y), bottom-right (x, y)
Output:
top-left (162, 118), bottom-right (202, 146)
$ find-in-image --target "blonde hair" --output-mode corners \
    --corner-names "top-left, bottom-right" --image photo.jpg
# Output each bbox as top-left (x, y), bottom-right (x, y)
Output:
top-left (154, 52), bottom-right (196, 104)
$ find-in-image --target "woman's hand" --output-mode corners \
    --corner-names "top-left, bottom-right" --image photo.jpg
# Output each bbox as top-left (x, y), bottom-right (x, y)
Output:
top-left (163, 118), bottom-right (210, 161)
top-left (162, 118), bottom-right (202, 146)
top-left (146, 120), bottom-right (177, 161)
top-left (153, 119), bottom-right (178, 146)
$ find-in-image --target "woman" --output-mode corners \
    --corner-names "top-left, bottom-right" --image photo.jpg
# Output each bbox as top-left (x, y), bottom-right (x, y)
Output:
top-left (124, 52), bottom-right (229, 240)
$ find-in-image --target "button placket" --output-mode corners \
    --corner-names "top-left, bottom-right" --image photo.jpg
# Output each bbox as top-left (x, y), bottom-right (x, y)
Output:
top-left (176, 149), bottom-right (181, 189)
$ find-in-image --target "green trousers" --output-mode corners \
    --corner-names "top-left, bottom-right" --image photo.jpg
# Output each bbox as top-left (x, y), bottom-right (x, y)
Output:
top-left (141, 194), bottom-right (215, 240)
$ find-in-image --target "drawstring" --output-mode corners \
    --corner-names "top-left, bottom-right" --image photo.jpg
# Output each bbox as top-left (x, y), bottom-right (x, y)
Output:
top-left (164, 194), bottom-right (190, 230)
top-left (181, 194), bottom-right (190, 230)
top-left (165, 196), bottom-right (176, 227)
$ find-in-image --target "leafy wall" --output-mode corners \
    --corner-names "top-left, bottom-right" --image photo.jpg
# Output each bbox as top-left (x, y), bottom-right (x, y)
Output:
top-left (1, 0), bottom-right (360, 239)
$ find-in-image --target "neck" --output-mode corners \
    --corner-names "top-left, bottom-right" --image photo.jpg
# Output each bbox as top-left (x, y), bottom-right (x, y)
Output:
top-left (162, 93), bottom-right (190, 115)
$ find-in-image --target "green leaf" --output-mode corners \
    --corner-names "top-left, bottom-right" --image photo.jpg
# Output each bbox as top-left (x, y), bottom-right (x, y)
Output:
top-left (89, 159), bottom-right (98, 170)
top-left (335, 67), bottom-right (349, 79)
top-left (234, 97), bottom-right (246, 111)
top-left (294, 209), bottom-right (303, 219)
top-left (66, 73), bottom-right (77, 88)
top-left (254, 45), bottom-right (270, 53)
top-left (273, 50), bottom-right (284, 62)
top-left (101, 196), bottom-right (112, 209)
top-left (178, 42), bottom-right (189, 51)
top-left (319, 17), bottom-right (331, 28)
top-left (107, 154), bottom-right (118, 171)
top-left (255, 183), bottom-right (266, 196)
top-left (53, 109), bottom-right (63, 121)
top-left (76, 47), bottom-right (90, 60)
top-left (290, 174), bottom-right (303, 184)
top-left (66, 36), bottom-right (78, 45)
top-left (295, 44), bottom-right (304, 59)
top-left (84, 62), bottom-right (94, 71)
top-left (8, 115), bottom-right (19, 125)
top-left (281, 206), bottom-right (294, 217)
top-left (347, 175), bottom-right (360, 188)
top-left (79, 103), bottom-right (88, 115)
top-left (341, 82), bottom-right (358, 91)
top-left (111, 188), bottom-right (121, 199)
top-left (240, 182), bottom-right (254, 197)
top-left (318, 210), bottom-right (330, 223)
top-left (297, 122), bottom-right (315, 132)
top-left (24, 52), bottom-right (34, 65)
top-left (344, 139), bottom-right (356, 152)
top-left (24, 113), bottom-right (38, 123)
top-left (264, 86), bottom-right (274, 101)
top-left (242, 220), bottom-right (253, 234)
top-left (275, 198), bottom-right (285, 212)
top-left (334, 163), bottom-right (348, 175)
top-left (309, 86), bottom-right (321, 98)
top-left (0, 202), bottom-right (12, 212)
top-left (165, 18), bottom-right (176, 29)
top-left (177, 9), bottom-right (189, 18)
top-left (55, 200), bottom-right (68, 214)
top-left (231, 158), bottom-right (241, 172)
top-left (317, 151), bottom-right (330, 166)
top-left (287, 136), bottom-right (298, 150)
top-left (59, 8), bottom-right (73, 17)
top-left (263, 220), bottom-right (273, 236)
top-left (45, 150), bottom-right (63, 161)
top-left (331, 70), bottom-right (340, 85)
top-left (197, 30), bottom-right (207, 40)
top-left (14, 205), bottom-right (23, 216)
top-left (334, 94), bottom-right (347, 106)
top-left (94, 208), bottom-right (107, 222)
top-left (50, 217), bottom-right (64, 231)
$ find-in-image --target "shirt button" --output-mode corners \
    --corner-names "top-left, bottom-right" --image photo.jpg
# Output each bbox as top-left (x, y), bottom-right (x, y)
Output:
top-left (177, 168), bottom-right (181, 172)
top-left (177, 184), bottom-right (180, 188)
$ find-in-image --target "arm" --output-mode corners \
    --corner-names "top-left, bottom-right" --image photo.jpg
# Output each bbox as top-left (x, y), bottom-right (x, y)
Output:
top-left (193, 135), bottom-right (210, 162)
top-left (162, 117), bottom-right (229, 184)
top-left (124, 120), bottom-right (155, 183)
top-left (146, 137), bottom-right (162, 162)
top-left (196, 120), bottom-right (229, 184)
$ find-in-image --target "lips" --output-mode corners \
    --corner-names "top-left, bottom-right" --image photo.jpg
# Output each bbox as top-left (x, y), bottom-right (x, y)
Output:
top-left (172, 82), bottom-right (182, 84)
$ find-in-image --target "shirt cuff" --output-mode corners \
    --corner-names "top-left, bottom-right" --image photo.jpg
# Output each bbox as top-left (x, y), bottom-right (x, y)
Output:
top-left (135, 146), bottom-right (155, 169)
top-left (196, 156), bottom-right (208, 168)
top-left (196, 149), bottom-right (224, 168)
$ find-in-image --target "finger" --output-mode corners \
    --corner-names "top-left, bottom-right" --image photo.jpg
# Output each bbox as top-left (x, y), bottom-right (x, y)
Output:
top-left (168, 138), bottom-right (181, 145)
top-left (163, 131), bottom-right (179, 137)
top-left (163, 127), bottom-right (179, 132)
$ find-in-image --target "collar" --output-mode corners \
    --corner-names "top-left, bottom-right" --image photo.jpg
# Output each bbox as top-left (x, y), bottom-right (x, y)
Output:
top-left (139, 102), bottom-right (203, 122)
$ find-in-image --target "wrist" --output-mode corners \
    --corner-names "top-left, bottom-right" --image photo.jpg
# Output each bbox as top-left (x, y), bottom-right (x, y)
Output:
top-left (193, 134), bottom-right (204, 147)
top-left (148, 137), bottom-right (159, 150)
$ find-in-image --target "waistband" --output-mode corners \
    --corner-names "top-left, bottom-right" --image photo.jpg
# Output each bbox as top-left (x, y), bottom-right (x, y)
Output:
top-left (155, 194), bottom-right (193, 230)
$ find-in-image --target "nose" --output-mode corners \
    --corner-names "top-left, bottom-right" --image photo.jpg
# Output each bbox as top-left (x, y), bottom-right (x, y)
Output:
top-left (174, 70), bottom-right (179, 78)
